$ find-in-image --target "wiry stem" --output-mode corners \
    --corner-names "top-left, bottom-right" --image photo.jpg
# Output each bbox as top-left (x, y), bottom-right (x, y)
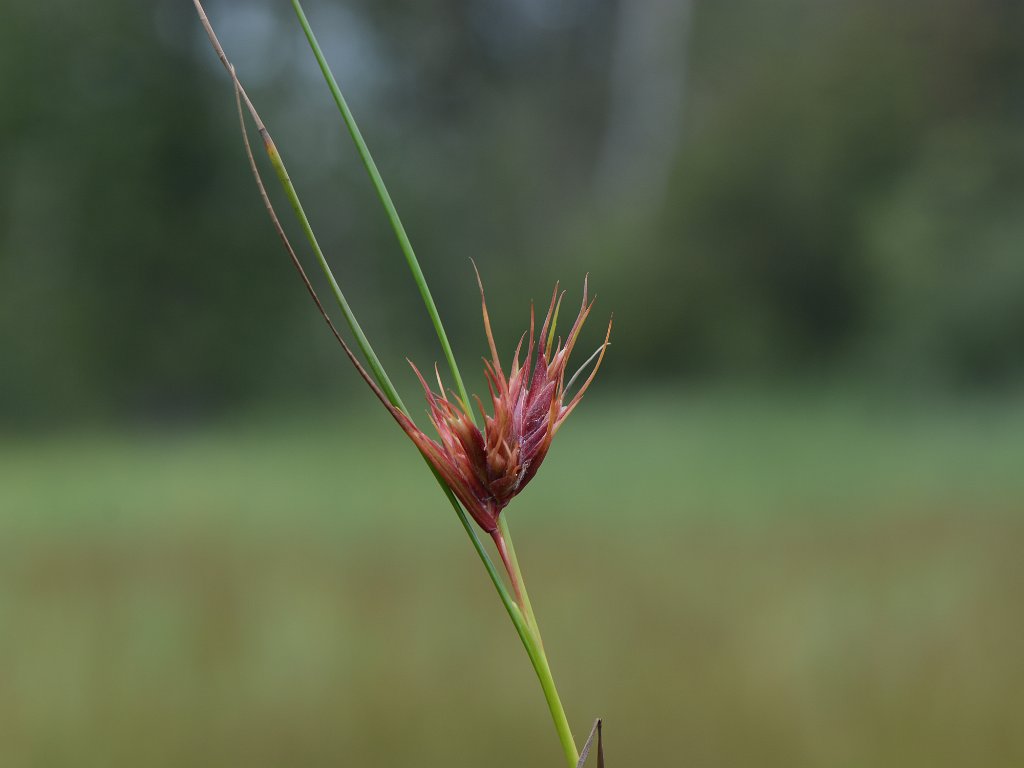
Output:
top-left (491, 527), bottom-right (525, 610)
top-left (192, 0), bottom-right (401, 407)
top-left (287, 7), bottom-right (580, 761)
top-left (289, 0), bottom-right (476, 428)
top-left (494, 521), bottom-right (577, 767)
top-left (193, 4), bottom-right (580, 765)
top-left (498, 516), bottom-right (541, 640)
top-left (528, 630), bottom-right (580, 768)
top-left (190, 0), bottom-right (519, 630)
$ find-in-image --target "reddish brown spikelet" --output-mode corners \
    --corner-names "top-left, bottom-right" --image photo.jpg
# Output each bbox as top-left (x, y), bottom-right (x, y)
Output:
top-left (394, 271), bottom-right (612, 533)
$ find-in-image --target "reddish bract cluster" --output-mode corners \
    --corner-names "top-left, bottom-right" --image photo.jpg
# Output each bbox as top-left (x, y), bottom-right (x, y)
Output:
top-left (394, 275), bottom-right (611, 533)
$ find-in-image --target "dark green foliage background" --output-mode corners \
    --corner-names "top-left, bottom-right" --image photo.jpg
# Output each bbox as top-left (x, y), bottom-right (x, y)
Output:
top-left (3, 0), bottom-right (1023, 427)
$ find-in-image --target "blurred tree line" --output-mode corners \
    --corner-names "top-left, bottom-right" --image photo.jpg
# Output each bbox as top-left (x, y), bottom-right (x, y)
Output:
top-left (1, 0), bottom-right (1022, 428)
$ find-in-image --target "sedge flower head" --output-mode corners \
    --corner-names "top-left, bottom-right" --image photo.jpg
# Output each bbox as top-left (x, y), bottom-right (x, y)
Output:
top-left (389, 272), bottom-right (611, 533)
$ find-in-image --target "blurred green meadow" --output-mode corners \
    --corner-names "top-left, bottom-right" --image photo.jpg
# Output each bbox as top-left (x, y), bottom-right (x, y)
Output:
top-left (3, 392), bottom-right (1022, 768)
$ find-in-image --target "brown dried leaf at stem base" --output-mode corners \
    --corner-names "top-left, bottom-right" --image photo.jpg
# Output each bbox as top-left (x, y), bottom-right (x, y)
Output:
top-left (576, 719), bottom-right (605, 768)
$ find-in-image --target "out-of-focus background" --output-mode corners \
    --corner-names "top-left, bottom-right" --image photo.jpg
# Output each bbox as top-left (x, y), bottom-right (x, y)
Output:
top-left (2, 0), bottom-right (1023, 766)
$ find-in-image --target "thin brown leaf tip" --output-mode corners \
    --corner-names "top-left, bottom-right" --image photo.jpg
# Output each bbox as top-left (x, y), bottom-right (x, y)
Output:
top-left (394, 270), bottom-right (612, 533)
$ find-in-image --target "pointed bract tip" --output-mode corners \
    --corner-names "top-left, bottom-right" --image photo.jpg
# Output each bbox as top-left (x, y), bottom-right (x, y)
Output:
top-left (395, 268), bottom-right (611, 537)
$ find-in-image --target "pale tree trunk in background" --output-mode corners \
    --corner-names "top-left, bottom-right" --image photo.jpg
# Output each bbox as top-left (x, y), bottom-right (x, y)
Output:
top-left (595, 0), bottom-right (693, 212)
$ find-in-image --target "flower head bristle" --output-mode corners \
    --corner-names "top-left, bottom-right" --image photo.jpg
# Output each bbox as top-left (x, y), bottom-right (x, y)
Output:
top-left (380, 270), bottom-right (610, 533)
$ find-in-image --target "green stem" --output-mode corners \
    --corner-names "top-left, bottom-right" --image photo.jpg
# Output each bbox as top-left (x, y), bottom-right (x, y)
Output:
top-left (290, 0), bottom-right (476, 426)
top-left (191, 0), bottom-right (404, 409)
top-left (439, 483), bottom-right (517, 615)
top-left (195, 16), bottom-right (547, 759)
top-left (230, 53), bottom-right (526, 684)
top-left (496, 521), bottom-right (578, 766)
top-left (262, 139), bottom-right (405, 409)
top-left (488, 569), bottom-right (577, 768)
top-left (527, 627), bottom-right (579, 768)
top-left (260, 135), bottom-right (522, 626)
top-left (198, 5), bottom-right (578, 763)
top-left (498, 516), bottom-right (541, 638)
top-left (286, 6), bottom-right (579, 759)
top-left (262, 125), bottom-right (536, 695)
top-left (198, 5), bottom-right (516, 626)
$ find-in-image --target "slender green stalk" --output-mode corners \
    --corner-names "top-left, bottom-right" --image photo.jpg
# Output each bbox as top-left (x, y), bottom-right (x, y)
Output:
top-left (263, 140), bottom-right (407, 408)
top-left (198, 4), bottom-right (579, 764)
top-left (254, 97), bottom-right (522, 626)
top-left (498, 517), bottom-right (541, 637)
top-left (192, 0), bottom-right (400, 408)
top-left (497, 520), bottom-right (577, 766)
top-left (527, 627), bottom-right (580, 768)
top-left (191, 0), bottom-right (519, 619)
top-left (266, 146), bottom-right (522, 630)
top-left (439, 481), bottom-right (519, 620)
top-left (286, 5), bottom-right (580, 763)
top-left (265, 109), bottom-right (526, 632)
top-left (289, 0), bottom-right (475, 426)
top-left (490, 560), bottom-right (577, 768)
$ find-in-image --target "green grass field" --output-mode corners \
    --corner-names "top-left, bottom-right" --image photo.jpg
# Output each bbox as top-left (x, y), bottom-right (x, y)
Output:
top-left (2, 391), bottom-right (1022, 767)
